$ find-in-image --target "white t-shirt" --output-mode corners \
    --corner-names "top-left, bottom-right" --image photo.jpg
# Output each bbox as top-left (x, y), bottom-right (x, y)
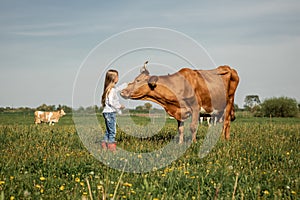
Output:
top-left (102, 83), bottom-right (128, 114)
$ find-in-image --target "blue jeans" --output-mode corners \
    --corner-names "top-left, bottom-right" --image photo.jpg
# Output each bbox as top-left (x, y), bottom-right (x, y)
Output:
top-left (103, 112), bottom-right (116, 143)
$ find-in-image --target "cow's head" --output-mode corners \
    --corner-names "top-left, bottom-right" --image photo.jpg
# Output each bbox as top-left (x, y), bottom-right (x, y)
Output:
top-left (121, 61), bottom-right (158, 100)
top-left (59, 109), bottom-right (66, 116)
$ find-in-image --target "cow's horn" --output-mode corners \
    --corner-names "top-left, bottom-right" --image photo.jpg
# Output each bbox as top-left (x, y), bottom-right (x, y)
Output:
top-left (140, 61), bottom-right (149, 73)
top-left (144, 61), bottom-right (148, 68)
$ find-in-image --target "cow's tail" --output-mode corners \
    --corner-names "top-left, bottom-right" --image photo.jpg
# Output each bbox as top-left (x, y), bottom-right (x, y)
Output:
top-left (229, 68), bottom-right (240, 121)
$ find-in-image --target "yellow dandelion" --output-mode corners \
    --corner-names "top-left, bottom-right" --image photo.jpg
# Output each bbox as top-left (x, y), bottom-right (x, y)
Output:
top-left (138, 154), bottom-right (142, 158)
top-left (122, 195), bottom-right (127, 199)
top-left (184, 171), bottom-right (190, 175)
top-left (80, 182), bottom-right (85, 186)
top-left (40, 176), bottom-right (46, 181)
top-left (291, 191), bottom-right (296, 195)
top-left (97, 184), bottom-right (103, 190)
top-left (130, 190), bottom-right (136, 194)
top-left (35, 184), bottom-right (41, 189)
top-left (0, 180), bottom-right (5, 185)
top-left (10, 176), bottom-right (14, 180)
top-left (40, 188), bottom-right (44, 193)
top-left (75, 177), bottom-right (80, 182)
top-left (59, 185), bottom-right (65, 191)
top-left (153, 198), bottom-right (159, 200)
top-left (161, 173), bottom-right (166, 177)
top-left (286, 152), bottom-right (290, 156)
top-left (263, 190), bottom-right (270, 195)
top-left (123, 182), bottom-right (132, 187)
top-left (109, 194), bottom-right (113, 198)
top-left (10, 196), bottom-right (15, 200)
top-left (82, 192), bottom-right (88, 195)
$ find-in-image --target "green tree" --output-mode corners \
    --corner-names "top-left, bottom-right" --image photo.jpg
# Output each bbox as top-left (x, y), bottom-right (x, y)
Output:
top-left (36, 104), bottom-right (56, 111)
top-left (144, 102), bottom-right (152, 110)
top-left (57, 104), bottom-right (72, 113)
top-left (261, 96), bottom-right (298, 117)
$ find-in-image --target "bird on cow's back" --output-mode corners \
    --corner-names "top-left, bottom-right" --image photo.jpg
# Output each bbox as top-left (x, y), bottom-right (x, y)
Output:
top-left (120, 61), bottom-right (239, 143)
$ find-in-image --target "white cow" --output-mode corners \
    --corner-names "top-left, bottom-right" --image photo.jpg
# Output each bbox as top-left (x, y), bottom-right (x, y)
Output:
top-left (34, 109), bottom-right (66, 125)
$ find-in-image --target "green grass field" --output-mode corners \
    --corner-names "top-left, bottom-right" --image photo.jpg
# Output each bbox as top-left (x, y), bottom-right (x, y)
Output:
top-left (0, 112), bottom-right (299, 199)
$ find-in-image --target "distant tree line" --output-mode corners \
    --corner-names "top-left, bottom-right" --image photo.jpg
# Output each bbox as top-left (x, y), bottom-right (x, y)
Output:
top-left (243, 95), bottom-right (299, 117)
top-left (0, 104), bottom-right (72, 114)
top-left (1, 97), bottom-right (299, 118)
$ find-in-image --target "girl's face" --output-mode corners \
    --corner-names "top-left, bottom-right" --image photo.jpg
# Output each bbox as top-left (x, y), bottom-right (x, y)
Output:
top-left (114, 75), bottom-right (119, 84)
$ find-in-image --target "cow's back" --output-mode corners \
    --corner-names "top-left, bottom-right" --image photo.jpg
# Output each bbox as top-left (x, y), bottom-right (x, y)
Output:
top-left (177, 68), bottom-right (227, 113)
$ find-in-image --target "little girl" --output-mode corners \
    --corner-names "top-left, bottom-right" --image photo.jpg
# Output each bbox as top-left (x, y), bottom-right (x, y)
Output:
top-left (101, 69), bottom-right (127, 151)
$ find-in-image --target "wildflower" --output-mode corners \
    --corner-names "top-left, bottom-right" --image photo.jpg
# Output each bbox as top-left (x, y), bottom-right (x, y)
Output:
top-left (161, 174), bottom-right (166, 177)
top-left (75, 177), bottom-right (80, 182)
top-left (89, 171), bottom-right (94, 175)
top-left (40, 188), bottom-right (44, 193)
top-left (82, 192), bottom-right (88, 195)
top-left (80, 182), bottom-right (85, 186)
top-left (35, 184), bottom-right (41, 189)
top-left (24, 190), bottom-right (31, 197)
top-left (286, 152), bottom-right (290, 156)
top-left (123, 182), bottom-right (132, 187)
top-left (109, 194), bottom-right (113, 198)
top-left (97, 184), bottom-right (103, 190)
top-left (153, 198), bottom-right (159, 200)
top-left (122, 195), bottom-right (127, 199)
top-left (0, 180), bottom-right (5, 185)
top-left (10, 196), bottom-right (15, 200)
top-left (10, 176), bottom-right (14, 180)
top-left (40, 176), bottom-right (46, 181)
top-left (263, 190), bottom-right (269, 195)
top-left (184, 171), bottom-right (190, 175)
top-left (138, 154), bottom-right (142, 158)
top-left (59, 185), bottom-right (65, 191)
top-left (130, 190), bottom-right (136, 194)
top-left (291, 191), bottom-right (297, 195)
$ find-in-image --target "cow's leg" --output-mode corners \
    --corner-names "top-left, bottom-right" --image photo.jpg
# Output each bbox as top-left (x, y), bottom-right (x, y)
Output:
top-left (177, 120), bottom-right (184, 144)
top-left (213, 116), bottom-right (217, 126)
top-left (207, 117), bottom-right (211, 127)
top-left (190, 113), bottom-right (199, 143)
top-left (222, 101), bottom-right (233, 140)
top-left (200, 117), bottom-right (203, 125)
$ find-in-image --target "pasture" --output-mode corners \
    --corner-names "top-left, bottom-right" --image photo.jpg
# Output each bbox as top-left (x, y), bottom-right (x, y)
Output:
top-left (0, 112), bottom-right (299, 199)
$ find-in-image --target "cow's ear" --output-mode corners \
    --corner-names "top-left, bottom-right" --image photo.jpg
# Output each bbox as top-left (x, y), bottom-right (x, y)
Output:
top-left (148, 76), bottom-right (158, 90)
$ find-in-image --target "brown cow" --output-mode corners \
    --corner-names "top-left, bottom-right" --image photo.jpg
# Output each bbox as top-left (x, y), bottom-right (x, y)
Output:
top-left (121, 61), bottom-right (239, 143)
top-left (34, 109), bottom-right (66, 125)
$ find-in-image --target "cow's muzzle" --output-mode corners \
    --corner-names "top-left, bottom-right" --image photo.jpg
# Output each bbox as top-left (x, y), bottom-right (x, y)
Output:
top-left (120, 91), bottom-right (130, 99)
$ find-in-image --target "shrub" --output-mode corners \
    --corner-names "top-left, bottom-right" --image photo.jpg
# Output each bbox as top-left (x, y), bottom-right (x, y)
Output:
top-left (261, 96), bottom-right (299, 117)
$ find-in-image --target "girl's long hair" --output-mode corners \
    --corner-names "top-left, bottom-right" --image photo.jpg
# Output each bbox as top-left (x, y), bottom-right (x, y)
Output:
top-left (101, 69), bottom-right (119, 107)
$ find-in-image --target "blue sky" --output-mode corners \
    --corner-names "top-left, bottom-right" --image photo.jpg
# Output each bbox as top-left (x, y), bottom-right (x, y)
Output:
top-left (0, 0), bottom-right (299, 108)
